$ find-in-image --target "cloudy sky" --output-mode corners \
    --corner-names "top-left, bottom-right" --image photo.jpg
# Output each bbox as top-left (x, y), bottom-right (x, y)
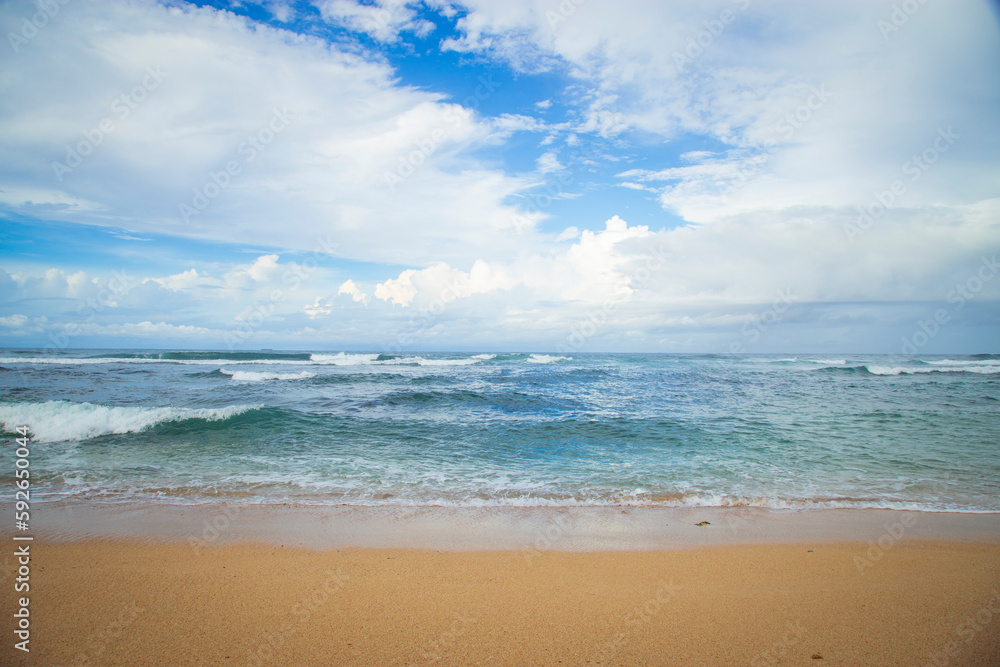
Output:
top-left (1, 0), bottom-right (998, 353)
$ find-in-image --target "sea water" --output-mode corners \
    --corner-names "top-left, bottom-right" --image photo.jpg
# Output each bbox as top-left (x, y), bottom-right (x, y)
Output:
top-left (1, 350), bottom-right (998, 512)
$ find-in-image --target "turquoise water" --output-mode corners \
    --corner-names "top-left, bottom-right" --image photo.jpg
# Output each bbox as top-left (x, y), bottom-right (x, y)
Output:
top-left (1, 350), bottom-right (998, 511)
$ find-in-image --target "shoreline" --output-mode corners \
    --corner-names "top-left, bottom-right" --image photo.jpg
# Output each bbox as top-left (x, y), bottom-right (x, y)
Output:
top-left (22, 501), bottom-right (1000, 551)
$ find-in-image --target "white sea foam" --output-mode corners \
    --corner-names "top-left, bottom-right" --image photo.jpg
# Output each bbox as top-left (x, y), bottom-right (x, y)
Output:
top-left (924, 359), bottom-right (1000, 367)
top-left (527, 354), bottom-right (572, 364)
top-left (308, 353), bottom-right (484, 366)
top-left (0, 401), bottom-right (259, 443)
top-left (220, 369), bottom-right (315, 382)
top-left (0, 356), bottom-right (304, 366)
top-left (866, 365), bottom-right (1000, 376)
top-left (1, 352), bottom-right (552, 368)
top-left (414, 358), bottom-right (479, 366)
top-left (309, 352), bottom-right (379, 365)
top-left (807, 359), bottom-right (846, 365)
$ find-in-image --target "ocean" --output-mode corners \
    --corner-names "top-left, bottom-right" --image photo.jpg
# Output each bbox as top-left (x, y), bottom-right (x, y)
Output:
top-left (1, 350), bottom-right (998, 512)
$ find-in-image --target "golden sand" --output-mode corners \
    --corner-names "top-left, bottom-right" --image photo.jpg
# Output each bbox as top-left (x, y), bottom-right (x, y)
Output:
top-left (3, 539), bottom-right (998, 665)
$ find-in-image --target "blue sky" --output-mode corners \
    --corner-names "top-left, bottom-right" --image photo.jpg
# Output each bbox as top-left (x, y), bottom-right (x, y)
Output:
top-left (1, 0), bottom-right (998, 352)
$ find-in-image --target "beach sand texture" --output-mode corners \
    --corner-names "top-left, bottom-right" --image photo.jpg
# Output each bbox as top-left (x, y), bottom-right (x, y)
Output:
top-left (3, 538), bottom-right (998, 666)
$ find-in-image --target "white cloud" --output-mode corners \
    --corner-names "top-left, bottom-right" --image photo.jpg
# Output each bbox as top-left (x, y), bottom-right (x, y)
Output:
top-left (0, 314), bottom-right (43, 332)
top-left (555, 226), bottom-right (579, 242)
top-left (316, 0), bottom-right (435, 43)
top-left (373, 258), bottom-right (520, 307)
top-left (0, 0), bottom-right (544, 266)
top-left (536, 151), bottom-right (562, 173)
top-left (266, 1), bottom-right (296, 24)
top-left (2, 0), bottom-right (998, 352)
top-left (442, 0), bottom-right (1000, 220)
top-left (338, 279), bottom-right (369, 304)
top-left (151, 268), bottom-right (221, 291)
top-left (367, 216), bottom-right (650, 308)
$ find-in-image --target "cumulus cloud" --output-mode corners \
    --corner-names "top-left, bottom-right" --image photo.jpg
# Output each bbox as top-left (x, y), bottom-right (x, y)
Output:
top-left (373, 259), bottom-right (518, 307)
top-left (443, 0), bottom-right (1000, 220)
top-left (0, 0), bottom-right (543, 265)
top-left (0, 314), bottom-right (46, 333)
top-left (316, 0), bottom-right (435, 43)
top-left (1, 0), bottom-right (997, 352)
top-left (363, 216), bottom-right (652, 309)
top-left (338, 279), bottom-right (369, 304)
top-left (151, 269), bottom-right (222, 291)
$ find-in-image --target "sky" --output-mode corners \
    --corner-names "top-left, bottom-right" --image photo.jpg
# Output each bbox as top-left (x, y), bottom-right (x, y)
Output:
top-left (0, 0), bottom-right (998, 353)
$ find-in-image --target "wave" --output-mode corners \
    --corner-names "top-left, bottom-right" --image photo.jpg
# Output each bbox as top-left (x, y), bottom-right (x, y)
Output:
top-left (815, 363), bottom-right (1000, 376)
top-left (220, 369), bottom-right (315, 382)
top-left (95, 351), bottom-right (311, 362)
top-left (865, 365), bottom-right (1000, 376)
top-left (34, 481), bottom-right (996, 512)
top-left (308, 352), bottom-right (481, 367)
top-left (815, 365), bottom-right (870, 375)
top-left (0, 356), bottom-right (312, 366)
top-left (750, 357), bottom-right (849, 366)
top-left (0, 351), bottom-right (568, 368)
top-left (923, 359), bottom-right (1000, 367)
top-left (0, 401), bottom-right (261, 443)
top-left (413, 358), bottom-right (480, 366)
top-left (309, 352), bottom-right (379, 365)
top-left (526, 354), bottom-right (572, 364)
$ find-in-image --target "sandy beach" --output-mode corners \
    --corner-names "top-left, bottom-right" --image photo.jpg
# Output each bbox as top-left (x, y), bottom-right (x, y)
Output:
top-left (3, 507), bottom-right (999, 666)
